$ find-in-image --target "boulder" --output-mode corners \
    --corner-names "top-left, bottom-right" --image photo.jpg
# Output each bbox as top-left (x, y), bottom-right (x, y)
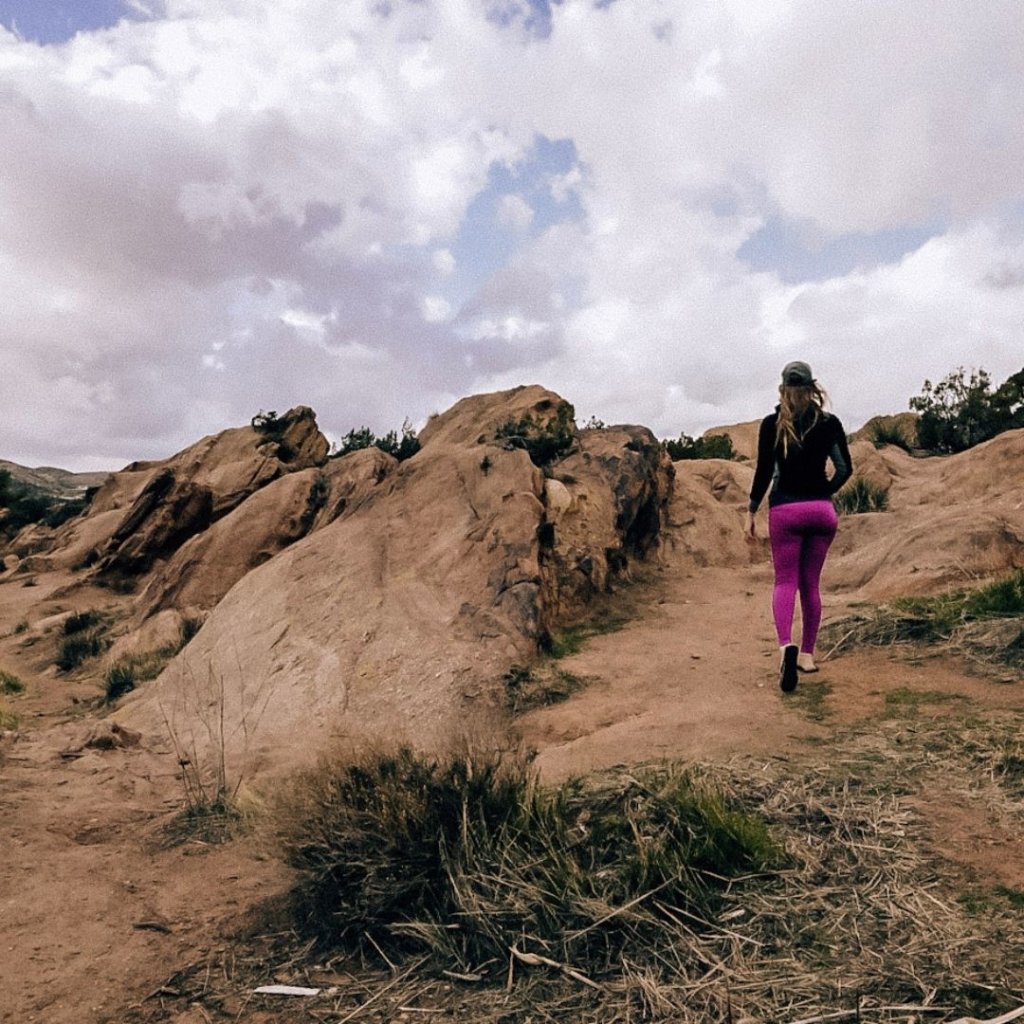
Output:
top-left (135, 449), bottom-right (397, 620)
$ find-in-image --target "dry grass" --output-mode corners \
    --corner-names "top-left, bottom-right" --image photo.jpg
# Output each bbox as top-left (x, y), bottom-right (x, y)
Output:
top-left (820, 570), bottom-right (1024, 676)
top-left (133, 724), bottom-right (1024, 1024)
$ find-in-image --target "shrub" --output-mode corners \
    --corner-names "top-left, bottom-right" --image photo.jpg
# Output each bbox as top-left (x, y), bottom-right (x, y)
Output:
top-left (332, 419), bottom-right (421, 462)
top-left (56, 631), bottom-right (105, 671)
top-left (909, 365), bottom-right (1024, 454)
top-left (833, 478), bottom-right (888, 515)
top-left (663, 432), bottom-right (736, 461)
top-left (0, 670), bottom-right (25, 695)
top-left (495, 401), bottom-right (576, 467)
top-left (279, 746), bottom-right (782, 973)
top-left (251, 409), bottom-right (295, 460)
top-left (869, 422), bottom-right (913, 451)
top-left (63, 609), bottom-right (101, 635)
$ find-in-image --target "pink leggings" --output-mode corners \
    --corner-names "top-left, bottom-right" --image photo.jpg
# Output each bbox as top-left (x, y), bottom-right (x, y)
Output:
top-left (768, 500), bottom-right (838, 652)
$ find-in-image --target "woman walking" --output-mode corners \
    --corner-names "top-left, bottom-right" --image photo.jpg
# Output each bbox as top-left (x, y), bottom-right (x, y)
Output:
top-left (746, 361), bottom-right (853, 692)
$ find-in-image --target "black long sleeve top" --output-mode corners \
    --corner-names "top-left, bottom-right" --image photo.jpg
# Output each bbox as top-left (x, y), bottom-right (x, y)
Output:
top-left (748, 408), bottom-right (853, 513)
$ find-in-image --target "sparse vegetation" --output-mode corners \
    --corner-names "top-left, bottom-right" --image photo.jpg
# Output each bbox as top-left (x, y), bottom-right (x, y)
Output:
top-left (544, 615), bottom-right (630, 658)
top-left (495, 400), bottom-right (576, 467)
top-left (503, 663), bottom-right (589, 713)
top-left (0, 703), bottom-right (19, 730)
top-left (789, 678), bottom-right (832, 721)
top-left (103, 647), bottom-right (177, 703)
top-left (663, 432), bottom-right (736, 461)
top-left (332, 419), bottom-right (421, 462)
top-left (0, 670), bottom-right (25, 695)
top-left (833, 476), bottom-right (889, 514)
top-left (179, 615), bottom-right (204, 647)
top-left (0, 468), bottom-right (94, 538)
top-left (821, 569), bottom-right (1024, 668)
top-left (159, 664), bottom-right (271, 841)
top-left (279, 746), bottom-right (783, 977)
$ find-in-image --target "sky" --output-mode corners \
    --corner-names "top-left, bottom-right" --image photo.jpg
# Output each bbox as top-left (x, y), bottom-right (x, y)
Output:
top-left (1, 0), bottom-right (1023, 472)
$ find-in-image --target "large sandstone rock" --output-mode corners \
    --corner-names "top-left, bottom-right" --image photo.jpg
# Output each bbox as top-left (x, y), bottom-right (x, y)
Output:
top-left (667, 459), bottom-right (758, 569)
top-left (703, 419), bottom-right (760, 461)
top-left (119, 386), bottom-right (674, 782)
top-left (135, 448), bottom-right (397, 620)
top-left (24, 406), bottom-right (331, 576)
top-left (829, 428), bottom-right (1024, 596)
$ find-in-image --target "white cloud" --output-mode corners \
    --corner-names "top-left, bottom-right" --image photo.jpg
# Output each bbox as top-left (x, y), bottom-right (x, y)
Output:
top-left (496, 193), bottom-right (534, 231)
top-left (1, 0), bottom-right (1023, 470)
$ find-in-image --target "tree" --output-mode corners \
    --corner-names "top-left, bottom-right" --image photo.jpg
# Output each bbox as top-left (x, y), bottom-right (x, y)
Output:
top-left (663, 433), bottom-right (736, 461)
top-left (909, 365), bottom-right (1024, 454)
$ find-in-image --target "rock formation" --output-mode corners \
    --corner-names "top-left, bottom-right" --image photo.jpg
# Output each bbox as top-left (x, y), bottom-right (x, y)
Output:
top-left (113, 387), bottom-right (673, 781)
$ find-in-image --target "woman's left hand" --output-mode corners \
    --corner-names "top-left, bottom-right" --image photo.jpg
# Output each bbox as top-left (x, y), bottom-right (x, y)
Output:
top-left (744, 511), bottom-right (756, 539)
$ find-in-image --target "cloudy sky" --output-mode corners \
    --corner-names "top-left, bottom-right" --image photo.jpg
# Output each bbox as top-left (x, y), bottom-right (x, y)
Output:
top-left (2, 0), bottom-right (1022, 471)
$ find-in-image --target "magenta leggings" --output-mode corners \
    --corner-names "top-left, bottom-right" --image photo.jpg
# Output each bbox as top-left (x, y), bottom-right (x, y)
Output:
top-left (768, 500), bottom-right (838, 652)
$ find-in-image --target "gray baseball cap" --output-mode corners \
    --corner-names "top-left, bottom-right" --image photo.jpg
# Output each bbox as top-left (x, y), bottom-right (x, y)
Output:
top-left (781, 360), bottom-right (814, 386)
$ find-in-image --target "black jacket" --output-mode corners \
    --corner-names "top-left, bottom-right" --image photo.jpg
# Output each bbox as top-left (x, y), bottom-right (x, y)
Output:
top-left (748, 408), bottom-right (853, 512)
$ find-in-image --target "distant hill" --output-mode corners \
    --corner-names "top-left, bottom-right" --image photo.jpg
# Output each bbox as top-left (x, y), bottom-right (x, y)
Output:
top-left (0, 460), bottom-right (111, 500)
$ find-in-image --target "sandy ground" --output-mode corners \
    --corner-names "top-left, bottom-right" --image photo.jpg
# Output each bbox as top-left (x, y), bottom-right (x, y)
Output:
top-left (2, 548), bottom-right (1023, 1022)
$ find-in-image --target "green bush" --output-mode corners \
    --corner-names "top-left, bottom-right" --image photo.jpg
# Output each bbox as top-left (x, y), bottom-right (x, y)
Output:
top-left (279, 746), bottom-right (782, 973)
top-left (833, 478), bottom-right (889, 515)
top-left (663, 432), bottom-right (736, 461)
top-left (909, 366), bottom-right (1024, 454)
top-left (495, 401), bottom-right (576, 467)
top-left (331, 419), bottom-right (421, 462)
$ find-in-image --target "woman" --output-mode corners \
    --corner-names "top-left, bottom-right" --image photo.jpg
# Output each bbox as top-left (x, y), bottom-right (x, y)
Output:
top-left (745, 361), bottom-right (853, 692)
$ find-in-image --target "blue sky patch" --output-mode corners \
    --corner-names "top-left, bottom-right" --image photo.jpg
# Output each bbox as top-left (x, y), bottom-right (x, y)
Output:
top-left (0, 0), bottom-right (151, 44)
top-left (738, 213), bottom-right (943, 284)
top-left (443, 135), bottom-right (585, 310)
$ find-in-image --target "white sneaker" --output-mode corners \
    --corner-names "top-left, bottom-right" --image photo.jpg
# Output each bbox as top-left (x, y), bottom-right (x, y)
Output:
top-left (797, 652), bottom-right (818, 673)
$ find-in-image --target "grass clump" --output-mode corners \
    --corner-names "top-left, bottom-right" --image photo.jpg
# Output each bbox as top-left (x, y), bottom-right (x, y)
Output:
top-left (279, 746), bottom-right (783, 978)
top-left (503, 664), bottom-right (588, 713)
top-left (56, 631), bottom-right (105, 671)
top-left (103, 648), bottom-right (175, 703)
top-left (62, 609), bottom-right (102, 635)
top-left (0, 670), bottom-right (25, 695)
top-left (870, 421), bottom-right (914, 451)
top-left (0, 703), bottom-right (19, 730)
top-left (833, 477), bottom-right (889, 514)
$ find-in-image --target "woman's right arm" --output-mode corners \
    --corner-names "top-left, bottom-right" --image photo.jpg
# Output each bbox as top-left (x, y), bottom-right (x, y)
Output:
top-left (748, 416), bottom-right (775, 514)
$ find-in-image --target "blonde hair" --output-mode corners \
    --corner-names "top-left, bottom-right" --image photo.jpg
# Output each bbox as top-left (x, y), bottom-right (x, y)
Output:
top-left (776, 381), bottom-right (829, 456)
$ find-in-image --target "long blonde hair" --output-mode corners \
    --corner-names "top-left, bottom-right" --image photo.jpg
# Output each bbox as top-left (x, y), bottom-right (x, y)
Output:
top-left (776, 382), bottom-right (829, 456)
